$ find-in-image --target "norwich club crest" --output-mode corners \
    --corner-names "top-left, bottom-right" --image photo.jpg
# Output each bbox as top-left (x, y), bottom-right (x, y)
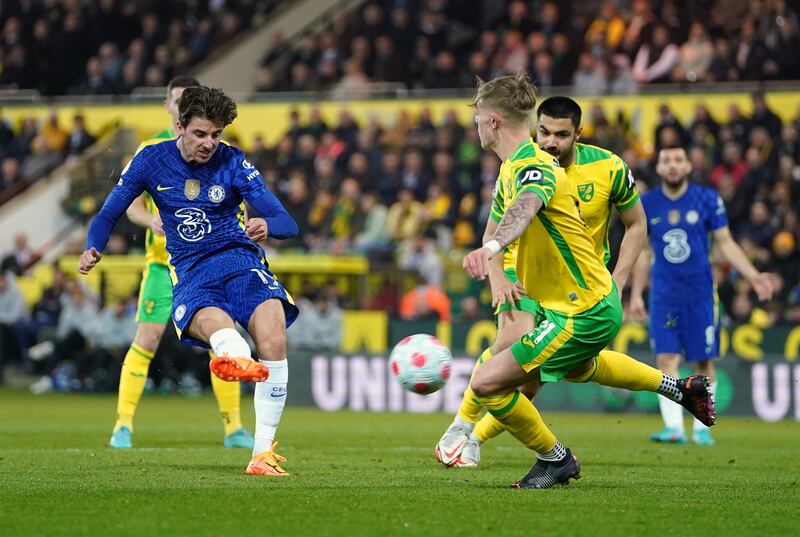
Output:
top-left (577, 183), bottom-right (594, 202)
top-left (184, 179), bottom-right (200, 200)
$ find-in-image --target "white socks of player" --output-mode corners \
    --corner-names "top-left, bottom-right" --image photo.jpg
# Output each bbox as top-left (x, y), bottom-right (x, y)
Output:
top-left (451, 415), bottom-right (476, 433)
top-left (658, 394), bottom-right (685, 431)
top-left (253, 358), bottom-right (288, 456)
top-left (208, 328), bottom-right (289, 455)
top-left (209, 328), bottom-right (252, 358)
top-left (537, 440), bottom-right (567, 462)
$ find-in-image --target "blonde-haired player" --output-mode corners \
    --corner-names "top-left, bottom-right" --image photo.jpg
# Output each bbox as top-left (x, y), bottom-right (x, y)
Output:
top-left (436, 95), bottom-right (647, 468)
top-left (109, 76), bottom-right (256, 449)
top-left (453, 73), bottom-right (714, 488)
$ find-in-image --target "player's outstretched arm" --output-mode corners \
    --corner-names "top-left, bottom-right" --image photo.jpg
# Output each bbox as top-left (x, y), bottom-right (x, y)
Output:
top-left (629, 247), bottom-right (651, 322)
top-left (464, 192), bottom-right (543, 280)
top-left (81, 162), bottom-right (146, 274)
top-left (613, 201), bottom-right (647, 291)
top-left (713, 226), bottom-right (775, 301)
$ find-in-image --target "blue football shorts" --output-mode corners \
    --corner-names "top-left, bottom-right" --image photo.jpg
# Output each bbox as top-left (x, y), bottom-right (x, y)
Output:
top-left (648, 292), bottom-right (719, 361)
top-left (171, 254), bottom-right (299, 348)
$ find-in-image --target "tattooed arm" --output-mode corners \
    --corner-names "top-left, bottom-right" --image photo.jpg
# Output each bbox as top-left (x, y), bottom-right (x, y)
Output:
top-left (489, 191), bottom-right (543, 248)
top-left (463, 192), bottom-right (544, 280)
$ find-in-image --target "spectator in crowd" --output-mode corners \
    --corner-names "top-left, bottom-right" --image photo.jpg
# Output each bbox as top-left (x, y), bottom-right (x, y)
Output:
top-left (28, 278), bottom-right (100, 393)
top-left (674, 22), bottom-right (714, 82)
top-left (353, 191), bottom-right (389, 253)
top-left (66, 114), bottom-right (96, 159)
top-left (711, 141), bottom-right (748, 187)
top-left (0, 271), bottom-right (30, 377)
top-left (1, 233), bottom-right (37, 276)
top-left (386, 188), bottom-right (424, 242)
top-left (399, 278), bottom-right (452, 322)
top-left (31, 264), bottom-right (67, 329)
top-left (287, 292), bottom-right (343, 351)
top-left (397, 229), bottom-right (444, 288)
top-left (0, 157), bottom-right (23, 192)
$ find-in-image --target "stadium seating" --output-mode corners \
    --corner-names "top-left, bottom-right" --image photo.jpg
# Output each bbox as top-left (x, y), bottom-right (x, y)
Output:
top-left (258, 1), bottom-right (800, 93)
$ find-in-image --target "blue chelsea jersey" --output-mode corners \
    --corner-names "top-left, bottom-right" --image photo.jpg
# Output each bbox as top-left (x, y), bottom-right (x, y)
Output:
top-left (89, 139), bottom-right (297, 280)
top-left (641, 183), bottom-right (728, 301)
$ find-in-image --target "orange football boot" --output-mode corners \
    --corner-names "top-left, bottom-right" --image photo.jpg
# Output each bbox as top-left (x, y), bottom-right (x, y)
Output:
top-left (245, 442), bottom-right (289, 476)
top-left (210, 356), bottom-right (270, 382)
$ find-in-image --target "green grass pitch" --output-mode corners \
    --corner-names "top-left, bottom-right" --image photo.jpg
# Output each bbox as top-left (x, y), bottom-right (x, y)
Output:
top-left (1, 388), bottom-right (797, 537)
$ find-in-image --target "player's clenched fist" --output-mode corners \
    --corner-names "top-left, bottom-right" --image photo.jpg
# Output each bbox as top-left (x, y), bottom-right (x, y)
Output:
top-left (628, 294), bottom-right (648, 323)
top-left (78, 247), bottom-right (102, 274)
top-left (463, 247), bottom-right (492, 280)
top-left (246, 218), bottom-right (268, 242)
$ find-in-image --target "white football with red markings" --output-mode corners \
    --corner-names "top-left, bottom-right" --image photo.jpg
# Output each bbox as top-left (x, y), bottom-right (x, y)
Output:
top-left (389, 334), bottom-right (452, 395)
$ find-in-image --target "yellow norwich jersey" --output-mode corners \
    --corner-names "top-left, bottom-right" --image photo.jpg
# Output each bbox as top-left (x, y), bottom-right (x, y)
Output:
top-left (565, 143), bottom-right (639, 264)
top-left (492, 138), bottom-right (612, 315)
top-left (137, 128), bottom-right (176, 266)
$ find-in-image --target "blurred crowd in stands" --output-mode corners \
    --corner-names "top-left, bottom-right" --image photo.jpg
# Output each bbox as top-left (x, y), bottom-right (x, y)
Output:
top-left (0, 0), bottom-right (274, 95)
top-left (2, 1), bottom-right (798, 97)
top-left (258, 0), bottom-right (800, 95)
top-left (0, 109), bottom-right (96, 203)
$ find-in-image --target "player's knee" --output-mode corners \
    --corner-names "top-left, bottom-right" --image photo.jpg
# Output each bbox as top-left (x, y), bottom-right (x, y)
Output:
top-left (255, 333), bottom-right (286, 361)
top-left (134, 323), bottom-right (164, 353)
top-left (470, 372), bottom-right (498, 398)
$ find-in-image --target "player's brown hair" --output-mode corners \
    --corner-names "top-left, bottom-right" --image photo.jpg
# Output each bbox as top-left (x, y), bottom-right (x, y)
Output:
top-left (178, 86), bottom-right (238, 128)
top-left (471, 72), bottom-right (538, 125)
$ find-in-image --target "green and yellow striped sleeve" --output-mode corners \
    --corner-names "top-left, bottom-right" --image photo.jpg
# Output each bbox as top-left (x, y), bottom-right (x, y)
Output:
top-left (610, 159), bottom-right (639, 212)
top-left (490, 178), bottom-right (505, 222)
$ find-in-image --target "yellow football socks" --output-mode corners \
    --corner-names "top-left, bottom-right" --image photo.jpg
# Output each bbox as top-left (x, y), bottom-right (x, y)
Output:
top-left (114, 343), bottom-right (153, 432)
top-left (476, 389), bottom-right (557, 453)
top-left (567, 350), bottom-right (662, 391)
top-left (474, 413), bottom-right (505, 443)
top-left (209, 350), bottom-right (243, 436)
top-left (456, 347), bottom-right (493, 423)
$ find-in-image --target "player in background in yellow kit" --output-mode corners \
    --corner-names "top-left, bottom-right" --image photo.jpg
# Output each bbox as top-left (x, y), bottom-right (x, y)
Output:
top-left (109, 76), bottom-right (259, 449)
top-left (436, 95), bottom-right (648, 468)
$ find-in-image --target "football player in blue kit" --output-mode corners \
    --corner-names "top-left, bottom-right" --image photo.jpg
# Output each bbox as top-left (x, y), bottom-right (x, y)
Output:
top-left (79, 86), bottom-right (299, 475)
top-left (630, 145), bottom-right (774, 445)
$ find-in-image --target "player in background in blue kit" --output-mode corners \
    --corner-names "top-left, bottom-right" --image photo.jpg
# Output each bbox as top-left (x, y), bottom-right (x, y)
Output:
top-left (630, 145), bottom-right (774, 445)
top-left (79, 86), bottom-right (299, 476)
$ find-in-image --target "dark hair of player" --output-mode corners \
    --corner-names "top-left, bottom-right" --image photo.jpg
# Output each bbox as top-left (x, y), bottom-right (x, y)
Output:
top-left (536, 96), bottom-right (582, 128)
top-left (178, 86), bottom-right (238, 128)
top-left (167, 75), bottom-right (200, 94)
top-left (471, 71), bottom-right (538, 125)
top-left (658, 143), bottom-right (688, 156)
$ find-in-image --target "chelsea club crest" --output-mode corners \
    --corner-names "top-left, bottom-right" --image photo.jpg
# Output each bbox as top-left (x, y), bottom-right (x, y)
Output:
top-left (208, 185), bottom-right (225, 203)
